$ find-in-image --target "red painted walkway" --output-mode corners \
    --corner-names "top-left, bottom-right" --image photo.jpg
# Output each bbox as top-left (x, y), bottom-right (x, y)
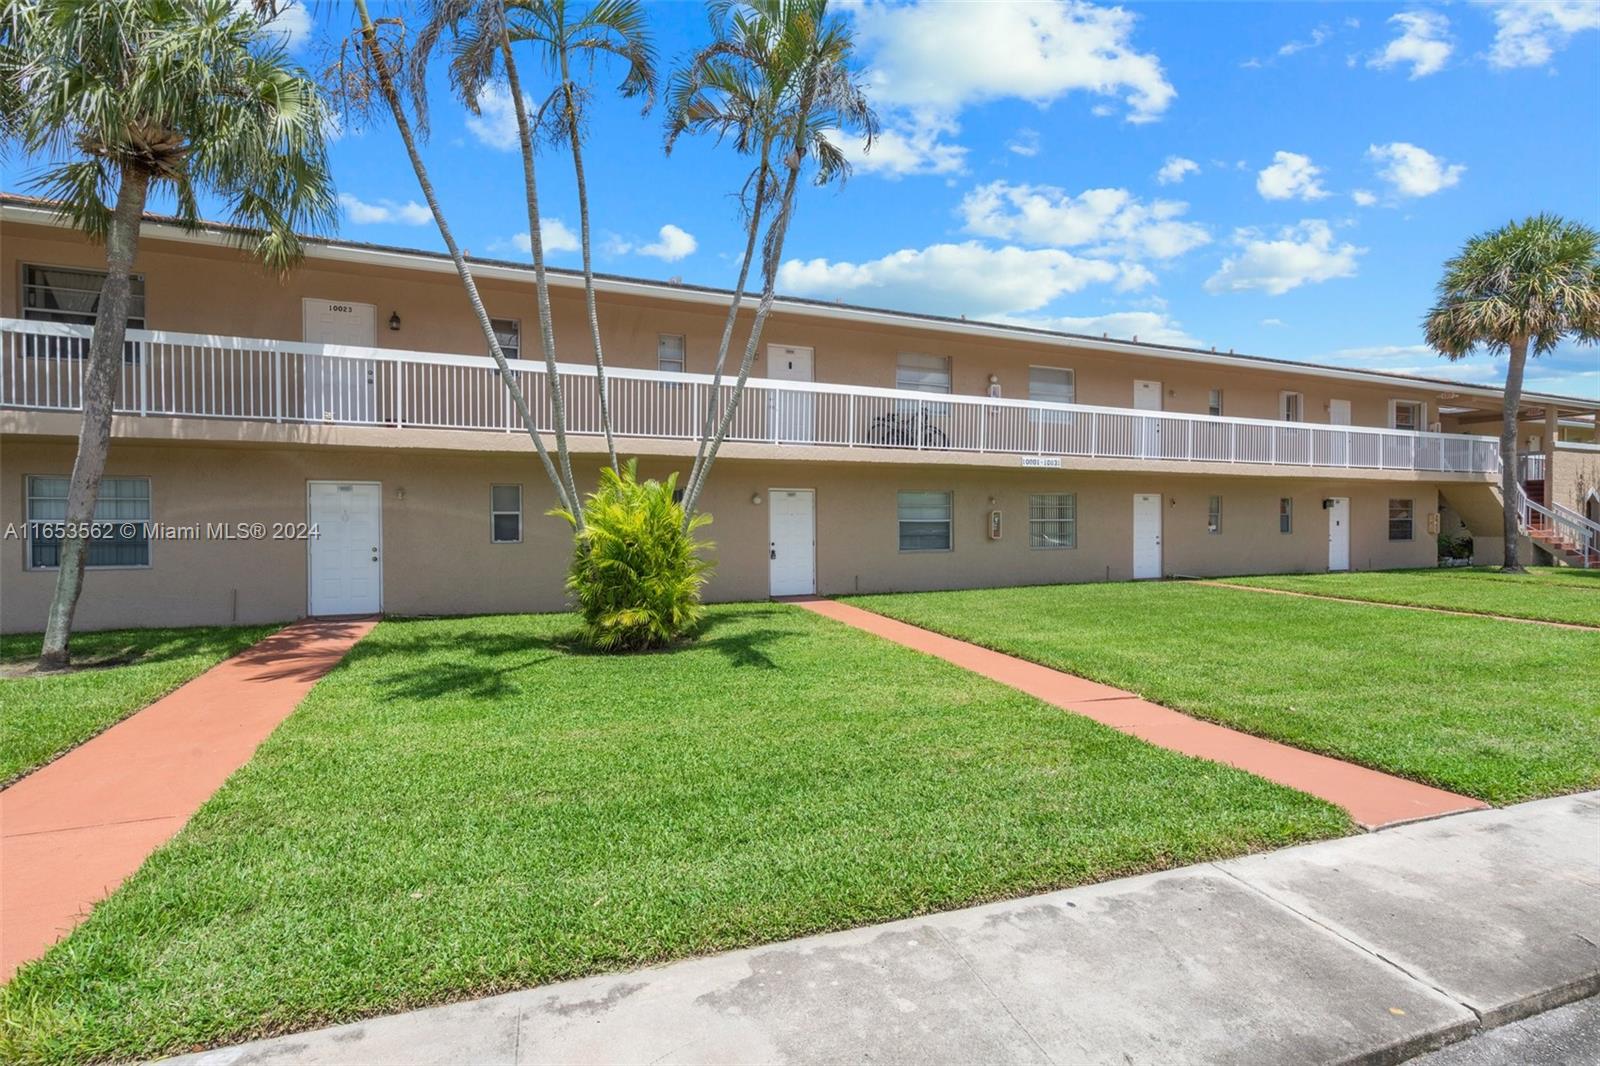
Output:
top-left (793, 599), bottom-right (1488, 832)
top-left (1, 618), bottom-right (374, 981)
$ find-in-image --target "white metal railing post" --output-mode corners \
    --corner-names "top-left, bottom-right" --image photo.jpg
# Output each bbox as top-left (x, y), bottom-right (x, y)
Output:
top-left (917, 397), bottom-right (924, 450)
top-left (272, 349), bottom-right (282, 423)
top-left (138, 342), bottom-right (148, 416)
top-left (847, 393), bottom-right (855, 447)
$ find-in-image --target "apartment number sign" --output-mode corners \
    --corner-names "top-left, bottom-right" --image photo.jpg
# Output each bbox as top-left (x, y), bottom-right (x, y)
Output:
top-left (1021, 456), bottom-right (1063, 468)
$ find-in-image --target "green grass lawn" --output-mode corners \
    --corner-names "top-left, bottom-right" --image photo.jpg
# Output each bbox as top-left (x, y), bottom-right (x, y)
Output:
top-left (849, 582), bottom-right (1600, 806)
top-left (1218, 567), bottom-right (1600, 627)
top-left (0, 605), bottom-right (1347, 1064)
top-left (0, 624), bottom-right (279, 784)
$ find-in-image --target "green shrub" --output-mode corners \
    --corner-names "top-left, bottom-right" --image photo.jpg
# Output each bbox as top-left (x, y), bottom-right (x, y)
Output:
top-left (554, 461), bottom-right (713, 651)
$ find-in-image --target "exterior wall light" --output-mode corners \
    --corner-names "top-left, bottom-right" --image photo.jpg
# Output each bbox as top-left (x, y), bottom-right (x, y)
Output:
top-left (389, 312), bottom-right (402, 331)
top-left (751, 492), bottom-right (763, 505)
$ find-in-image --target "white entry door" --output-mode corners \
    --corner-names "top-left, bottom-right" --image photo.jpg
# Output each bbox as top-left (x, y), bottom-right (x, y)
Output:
top-left (1327, 497), bottom-right (1351, 572)
top-left (1132, 493), bottom-right (1163, 580)
top-left (769, 488), bottom-right (816, 596)
top-left (308, 481), bottom-right (383, 615)
top-left (1328, 399), bottom-right (1352, 425)
top-left (302, 299), bottom-right (378, 423)
top-left (1133, 380), bottom-right (1162, 411)
top-left (767, 345), bottom-right (815, 443)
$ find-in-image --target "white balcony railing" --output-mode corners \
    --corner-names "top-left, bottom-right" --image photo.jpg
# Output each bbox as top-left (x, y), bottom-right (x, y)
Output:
top-left (0, 318), bottom-right (1503, 475)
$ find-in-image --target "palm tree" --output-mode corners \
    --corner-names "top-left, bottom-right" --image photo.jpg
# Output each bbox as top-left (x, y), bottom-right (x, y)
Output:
top-left (509, 0), bottom-right (656, 475)
top-left (336, 0), bottom-right (582, 525)
top-left (674, 0), bottom-right (875, 519)
top-left (3, 0), bottom-right (336, 669)
top-left (1425, 214), bottom-right (1600, 572)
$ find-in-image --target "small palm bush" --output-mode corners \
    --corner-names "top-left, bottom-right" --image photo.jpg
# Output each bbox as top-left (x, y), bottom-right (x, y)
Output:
top-left (555, 461), bottom-right (713, 651)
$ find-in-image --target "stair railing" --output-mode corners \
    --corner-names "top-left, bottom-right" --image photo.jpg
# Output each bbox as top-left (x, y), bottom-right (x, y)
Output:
top-left (1515, 483), bottom-right (1600, 567)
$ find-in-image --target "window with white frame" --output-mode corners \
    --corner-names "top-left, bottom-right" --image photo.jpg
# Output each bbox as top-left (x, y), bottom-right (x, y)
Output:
top-left (898, 491), bottom-right (952, 551)
top-left (896, 352), bottom-right (951, 395)
top-left (1390, 400), bottom-right (1423, 431)
top-left (491, 484), bottom-right (522, 543)
top-left (658, 334), bottom-right (686, 374)
top-left (1028, 367), bottom-right (1074, 405)
top-left (1208, 388), bottom-right (1224, 417)
top-left (1279, 391), bottom-right (1304, 422)
top-left (1279, 497), bottom-right (1293, 534)
top-left (1388, 498), bottom-right (1414, 541)
top-left (27, 475), bottom-right (150, 568)
top-left (490, 318), bottom-right (520, 360)
top-left (22, 264), bottom-right (146, 328)
top-left (1207, 495), bottom-right (1223, 534)
top-left (1029, 493), bottom-right (1076, 549)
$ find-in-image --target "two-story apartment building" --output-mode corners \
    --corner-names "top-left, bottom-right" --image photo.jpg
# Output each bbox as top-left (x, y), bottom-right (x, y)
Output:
top-left (3, 194), bottom-right (1597, 632)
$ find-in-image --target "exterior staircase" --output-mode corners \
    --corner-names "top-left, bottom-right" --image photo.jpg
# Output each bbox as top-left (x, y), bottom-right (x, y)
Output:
top-left (1516, 477), bottom-right (1599, 568)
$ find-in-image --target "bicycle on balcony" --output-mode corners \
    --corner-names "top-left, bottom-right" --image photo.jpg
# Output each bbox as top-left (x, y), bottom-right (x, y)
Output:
top-left (866, 409), bottom-right (950, 448)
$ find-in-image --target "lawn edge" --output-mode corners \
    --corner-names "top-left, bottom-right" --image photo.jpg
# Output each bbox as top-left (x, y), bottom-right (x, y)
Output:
top-left (1208, 576), bottom-right (1600, 629)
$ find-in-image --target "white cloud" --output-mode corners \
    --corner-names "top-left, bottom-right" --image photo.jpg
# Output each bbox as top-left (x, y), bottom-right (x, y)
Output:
top-left (236, 0), bottom-right (312, 49)
top-left (1369, 11), bottom-right (1453, 78)
top-left (1256, 151), bottom-right (1329, 201)
top-left (1260, 317), bottom-right (1287, 327)
top-left (827, 112), bottom-right (967, 178)
top-left (1155, 156), bottom-right (1199, 185)
top-left (778, 242), bottom-right (1129, 317)
top-left (1487, 1), bottom-right (1600, 69)
top-left (1367, 142), bottom-right (1464, 198)
top-left (1351, 189), bottom-right (1378, 207)
top-left (465, 84), bottom-right (534, 151)
top-left (490, 219), bottom-right (581, 258)
top-left (850, 0), bottom-right (1175, 124)
top-left (338, 194), bottom-right (431, 226)
top-left (1204, 220), bottom-right (1365, 296)
top-left (637, 224), bottom-right (698, 262)
top-left (1007, 128), bottom-right (1041, 158)
top-left (995, 310), bottom-right (1201, 348)
top-left (959, 181), bottom-right (1210, 260)
top-left (1278, 25), bottom-right (1331, 57)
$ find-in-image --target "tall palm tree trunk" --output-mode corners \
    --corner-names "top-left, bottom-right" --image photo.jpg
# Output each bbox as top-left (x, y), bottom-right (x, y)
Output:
top-left (1500, 336), bottom-right (1529, 573)
top-left (685, 158), bottom-right (769, 507)
top-left (560, 52), bottom-right (619, 474)
top-left (682, 120), bottom-right (811, 518)
top-left (352, 0), bottom-right (576, 523)
top-left (501, 34), bottom-right (582, 516)
top-left (38, 166), bottom-right (150, 670)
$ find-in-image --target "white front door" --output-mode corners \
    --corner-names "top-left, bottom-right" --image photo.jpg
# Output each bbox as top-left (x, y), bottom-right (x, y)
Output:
top-left (308, 481), bottom-right (383, 615)
top-left (1328, 399), bottom-right (1352, 426)
top-left (768, 488), bottom-right (816, 596)
top-left (302, 299), bottom-right (378, 423)
top-left (1133, 379), bottom-right (1162, 411)
top-left (1132, 493), bottom-right (1163, 580)
top-left (767, 345), bottom-right (815, 443)
top-left (1327, 497), bottom-right (1351, 572)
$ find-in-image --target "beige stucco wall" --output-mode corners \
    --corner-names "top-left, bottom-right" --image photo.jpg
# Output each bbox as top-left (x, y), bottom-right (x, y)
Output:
top-left (2, 439), bottom-right (1440, 632)
top-left (1550, 445), bottom-right (1600, 514)
top-left (3, 220), bottom-right (1481, 433)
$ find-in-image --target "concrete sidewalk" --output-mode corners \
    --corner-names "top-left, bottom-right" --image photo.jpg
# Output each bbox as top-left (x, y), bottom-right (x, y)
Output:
top-left (174, 792), bottom-right (1600, 1066)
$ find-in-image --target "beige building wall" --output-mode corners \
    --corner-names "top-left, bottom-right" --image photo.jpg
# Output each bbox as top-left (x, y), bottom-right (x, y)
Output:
top-left (3, 439), bottom-right (1439, 633)
top-left (1550, 445), bottom-right (1600, 515)
top-left (3, 220), bottom-right (1473, 433)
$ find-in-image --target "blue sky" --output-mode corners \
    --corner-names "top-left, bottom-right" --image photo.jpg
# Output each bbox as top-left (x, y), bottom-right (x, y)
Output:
top-left (19, 1), bottom-right (1600, 399)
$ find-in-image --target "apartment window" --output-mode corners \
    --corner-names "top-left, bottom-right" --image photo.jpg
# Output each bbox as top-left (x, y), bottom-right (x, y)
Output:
top-left (1207, 495), bottom-right (1223, 534)
top-left (491, 484), bottom-right (522, 543)
top-left (1389, 498), bottom-right (1414, 541)
top-left (490, 318), bottom-right (520, 360)
top-left (1279, 391), bottom-right (1304, 422)
top-left (896, 352), bottom-right (951, 395)
top-left (1391, 400), bottom-right (1422, 431)
top-left (1028, 367), bottom-right (1074, 405)
top-left (898, 491), bottom-right (952, 551)
top-left (658, 334), bottom-right (686, 374)
top-left (1208, 389), bottom-right (1224, 417)
top-left (26, 475), bottom-right (150, 568)
top-left (1029, 493), bottom-right (1076, 549)
top-left (1279, 497), bottom-right (1293, 534)
top-left (22, 264), bottom-right (146, 328)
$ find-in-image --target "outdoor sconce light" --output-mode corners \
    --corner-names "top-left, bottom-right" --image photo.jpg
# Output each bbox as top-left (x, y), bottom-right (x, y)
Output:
top-left (751, 492), bottom-right (763, 506)
top-left (987, 373), bottom-right (1001, 398)
top-left (395, 487), bottom-right (406, 501)
top-left (388, 311), bottom-right (402, 331)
